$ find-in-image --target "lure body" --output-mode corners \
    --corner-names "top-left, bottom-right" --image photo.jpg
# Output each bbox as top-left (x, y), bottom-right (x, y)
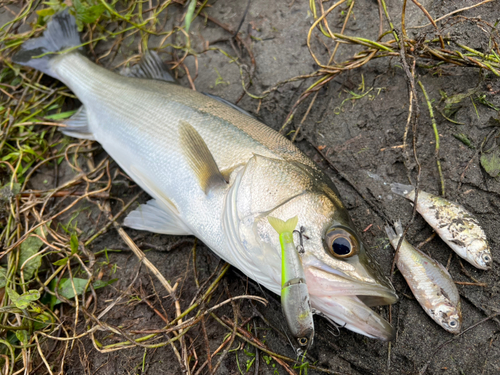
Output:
top-left (268, 216), bottom-right (314, 349)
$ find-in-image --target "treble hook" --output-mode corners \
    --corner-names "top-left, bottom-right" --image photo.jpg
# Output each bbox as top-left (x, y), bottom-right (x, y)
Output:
top-left (293, 226), bottom-right (309, 254)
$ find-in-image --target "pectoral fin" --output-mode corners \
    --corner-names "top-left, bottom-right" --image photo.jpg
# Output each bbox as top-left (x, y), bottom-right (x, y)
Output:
top-left (179, 121), bottom-right (226, 194)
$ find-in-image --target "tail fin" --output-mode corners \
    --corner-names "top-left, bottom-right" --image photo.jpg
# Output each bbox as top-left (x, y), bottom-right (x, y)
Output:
top-left (384, 225), bottom-right (398, 245)
top-left (268, 216), bottom-right (298, 235)
top-left (12, 10), bottom-right (81, 80)
top-left (385, 220), bottom-right (403, 247)
top-left (393, 219), bottom-right (404, 237)
top-left (390, 183), bottom-right (415, 200)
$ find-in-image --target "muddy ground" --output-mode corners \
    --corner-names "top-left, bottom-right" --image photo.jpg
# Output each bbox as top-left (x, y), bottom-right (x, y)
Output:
top-left (4, 0), bottom-right (500, 374)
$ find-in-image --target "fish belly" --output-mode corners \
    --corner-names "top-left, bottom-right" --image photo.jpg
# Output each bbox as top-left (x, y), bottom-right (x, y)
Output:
top-left (52, 53), bottom-right (271, 264)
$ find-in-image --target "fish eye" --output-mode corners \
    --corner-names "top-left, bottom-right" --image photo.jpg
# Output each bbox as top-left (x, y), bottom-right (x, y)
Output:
top-left (298, 337), bottom-right (308, 346)
top-left (483, 254), bottom-right (491, 262)
top-left (449, 320), bottom-right (457, 327)
top-left (325, 226), bottom-right (359, 258)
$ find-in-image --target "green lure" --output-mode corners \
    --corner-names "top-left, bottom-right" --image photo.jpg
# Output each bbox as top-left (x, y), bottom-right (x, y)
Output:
top-left (268, 216), bottom-right (314, 350)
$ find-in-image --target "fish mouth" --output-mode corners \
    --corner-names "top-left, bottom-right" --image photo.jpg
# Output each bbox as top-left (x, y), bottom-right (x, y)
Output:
top-left (310, 294), bottom-right (396, 341)
top-left (303, 250), bottom-right (398, 340)
top-left (306, 265), bottom-right (398, 304)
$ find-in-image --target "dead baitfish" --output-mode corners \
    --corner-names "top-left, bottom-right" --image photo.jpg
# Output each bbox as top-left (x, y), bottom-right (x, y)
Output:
top-left (268, 216), bottom-right (314, 350)
top-left (13, 11), bottom-right (398, 340)
top-left (391, 183), bottom-right (492, 270)
top-left (386, 221), bottom-right (462, 333)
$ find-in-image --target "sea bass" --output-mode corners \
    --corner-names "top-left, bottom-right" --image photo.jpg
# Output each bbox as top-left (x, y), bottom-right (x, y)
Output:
top-left (386, 221), bottom-right (462, 333)
top-left (391, 183), bottom-right (492, 270)
top-left (14, 11), bottom-right (398, 340)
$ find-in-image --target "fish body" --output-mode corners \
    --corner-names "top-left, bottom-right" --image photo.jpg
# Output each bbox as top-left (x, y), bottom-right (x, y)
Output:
top-left (268, 216), bottom-right (314, 350)
top-left (391, 183), bottom-right (492, 270)
top-left (14, 11), bottom-right (398, 340)
top-left (386, 221), bottom-right (462, 333)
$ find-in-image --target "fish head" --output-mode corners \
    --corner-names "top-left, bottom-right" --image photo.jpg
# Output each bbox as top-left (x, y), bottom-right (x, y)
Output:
top-left (298, 199), bottom-right (398, 340)
top-left (257, 172), bottom-right (397, 340)
top-left (233, 156), bottom-right (397, 340)
top-left (467, 238), bottom-right (492, 270)
top-left (433, 301), bottom-right (462, 334)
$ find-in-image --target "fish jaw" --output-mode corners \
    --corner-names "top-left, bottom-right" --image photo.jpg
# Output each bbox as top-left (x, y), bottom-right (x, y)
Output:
top-left (303, 239), bottom-right (398, 303)
top-left (310, 294), bottom-right (396, 341)
top-left (303, 250), bottom-right (397, 341)
top-left (304, 261), bottom-right (398, 305)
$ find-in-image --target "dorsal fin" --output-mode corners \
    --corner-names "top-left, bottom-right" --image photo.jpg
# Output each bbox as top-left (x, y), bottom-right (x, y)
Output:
top-left (121, 51), bottom-right (176, 83)
top-left (202, 92), bottom-right (256, 119)
top-left (178, 121), bottom-right (226, 194)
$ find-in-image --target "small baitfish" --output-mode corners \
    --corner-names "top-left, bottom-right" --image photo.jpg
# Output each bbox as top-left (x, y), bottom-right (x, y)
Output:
top-left (13, 11), bottom-right (399, 340)
top-left (391, 183), bottom-right (492, 270)
top-left (268, 216), bottom-right (314, 350)
top-left (386, 220), bottom-right (462, 333)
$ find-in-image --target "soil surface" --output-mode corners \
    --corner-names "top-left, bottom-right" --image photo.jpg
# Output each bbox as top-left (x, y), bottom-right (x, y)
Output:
top-left (4, 0), bottom-right (500, 374)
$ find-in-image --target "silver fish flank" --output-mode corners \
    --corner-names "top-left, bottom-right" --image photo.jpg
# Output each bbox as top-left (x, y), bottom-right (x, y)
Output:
top-left (386, 220), bottom-right (462, 333)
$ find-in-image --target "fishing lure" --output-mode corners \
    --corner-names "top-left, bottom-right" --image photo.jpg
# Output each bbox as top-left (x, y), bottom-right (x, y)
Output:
top-left (268, 216), bottom-right (314, 350)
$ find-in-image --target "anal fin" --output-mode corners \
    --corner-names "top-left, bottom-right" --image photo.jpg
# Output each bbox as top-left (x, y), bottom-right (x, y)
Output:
top-left (124, 199), bottom-right (191, 235)
top-left (61, 106), bottom-right (95, 140)
top-left (179, 121), bottom-right (227, 194)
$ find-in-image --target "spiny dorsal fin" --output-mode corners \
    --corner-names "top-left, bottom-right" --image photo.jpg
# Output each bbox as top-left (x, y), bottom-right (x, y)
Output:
top-left (202, 92), bottom-right (256, 119)
top-left (179, 121), bottom-right (226, 194)
top-left (268, 216), bottom-right (298, 235)
top-left (122, 51), bottom-right (176, 83)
